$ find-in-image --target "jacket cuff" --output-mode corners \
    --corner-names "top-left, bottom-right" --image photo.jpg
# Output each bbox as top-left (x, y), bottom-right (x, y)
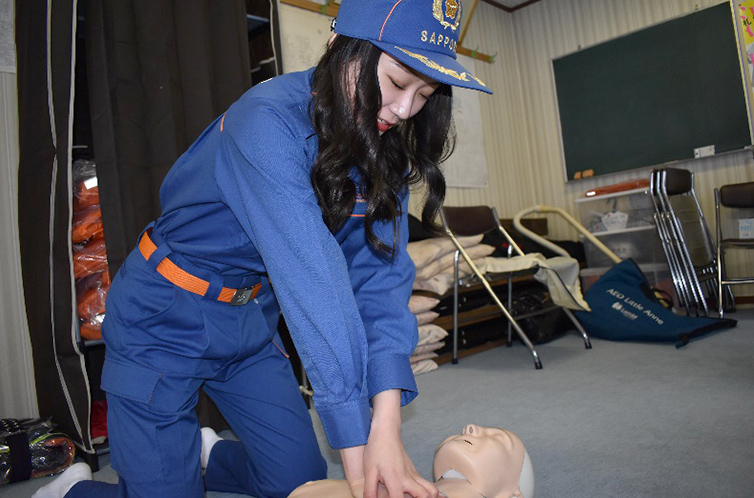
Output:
top-left (316, 399), bottom-right (372, 449)
top-left (367, 355), bottom-right (418, 406)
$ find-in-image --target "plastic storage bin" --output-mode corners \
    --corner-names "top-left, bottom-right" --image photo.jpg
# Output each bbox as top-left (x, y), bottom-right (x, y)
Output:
top-left (576, 187), bottom-right (655, 234)
top-left (576, 187), bottom-right (665, 269)
top-left (580, 226), bottom-right (664, 267)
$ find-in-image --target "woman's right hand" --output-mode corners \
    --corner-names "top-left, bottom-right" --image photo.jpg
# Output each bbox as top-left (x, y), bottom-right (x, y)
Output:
top-left (342, 448), bottom-right (413, 498)
top-left (340, 390), bottom-right (436, 498)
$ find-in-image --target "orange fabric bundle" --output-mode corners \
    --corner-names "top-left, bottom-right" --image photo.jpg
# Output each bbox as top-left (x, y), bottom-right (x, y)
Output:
top-left (79, 320), bottom-right (103, 341)
top-left (74, 181), bottom-right (100, 211)
top-left (77, 286), bottom-right (107, 320)
top-left (76, 270), bottom-right (110, 321)
top-left (73, 236), bottom-right (108, 279)
top-left (71, 205), bottom-right (103, 243)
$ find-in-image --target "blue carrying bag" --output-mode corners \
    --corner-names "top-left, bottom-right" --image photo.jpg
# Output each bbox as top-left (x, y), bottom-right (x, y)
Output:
top-left (574, 259), bottom-right (736, 347)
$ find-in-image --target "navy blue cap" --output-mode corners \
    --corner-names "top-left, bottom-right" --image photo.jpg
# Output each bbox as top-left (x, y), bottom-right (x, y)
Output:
top-left (334, 0), bottom-right (492, 94)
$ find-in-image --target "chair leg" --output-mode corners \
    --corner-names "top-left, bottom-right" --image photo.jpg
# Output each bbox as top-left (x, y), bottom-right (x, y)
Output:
top-left (655, 212), bottom-right (693, 314)
top-left (718, 248), bottom-right (736, 315)
top-left (507, 275), bottom-right (513, 347)
top-left (445, 231), bottom-right (543, 369)
top-left (452, 250), bottom-right (460, 364)
top-left (563, 308), bottom-right (592, 349)
top-left (500, 306), bottom-right (543, 369)
top-left (717, 243), bottom-right (724, 318)
top-left (725, 285), bottom-right (736, 314)
top-left (702, 271), bottom-right (719, 313)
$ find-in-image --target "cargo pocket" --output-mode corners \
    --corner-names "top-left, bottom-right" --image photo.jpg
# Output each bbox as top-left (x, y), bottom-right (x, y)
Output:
top-left (101, 357), bottom-right (161, 403)
top-left (101, 357), bottom-right (165, 483)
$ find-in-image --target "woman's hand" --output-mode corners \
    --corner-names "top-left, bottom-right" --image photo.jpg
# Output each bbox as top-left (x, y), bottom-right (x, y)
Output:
top-left (362, 390), bottom-right (438, 498)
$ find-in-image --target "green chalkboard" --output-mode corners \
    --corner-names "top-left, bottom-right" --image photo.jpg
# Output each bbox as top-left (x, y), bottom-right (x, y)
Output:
top-left (553, 2), bottom-right (752, 181)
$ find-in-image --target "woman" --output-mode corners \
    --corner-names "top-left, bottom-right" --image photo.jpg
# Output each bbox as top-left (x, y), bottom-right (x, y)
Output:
top-left (34, 1), bottom-right (491, 498)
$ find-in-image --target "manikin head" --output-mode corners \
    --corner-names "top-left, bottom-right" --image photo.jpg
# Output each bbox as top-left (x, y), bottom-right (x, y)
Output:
top-left (433, 425), bottom-right (535, 498)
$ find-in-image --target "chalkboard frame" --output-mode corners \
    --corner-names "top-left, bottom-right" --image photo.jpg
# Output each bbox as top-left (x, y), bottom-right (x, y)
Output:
top-left (552, 2), bottom-right (753, 182)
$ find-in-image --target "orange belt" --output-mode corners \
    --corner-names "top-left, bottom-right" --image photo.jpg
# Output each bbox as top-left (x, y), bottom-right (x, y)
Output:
top-left (139, 230), bottom-right (261, 306)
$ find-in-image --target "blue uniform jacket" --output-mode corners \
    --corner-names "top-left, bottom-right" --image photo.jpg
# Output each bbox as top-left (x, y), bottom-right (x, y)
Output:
top-left (151, 69), bottom-right (419, 449)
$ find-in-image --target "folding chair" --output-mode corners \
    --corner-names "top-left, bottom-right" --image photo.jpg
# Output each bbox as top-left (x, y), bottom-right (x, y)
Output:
top-left (440, 205), bottom-right (592, 370)
top-left (649, 170), bottom-right (696, 313)
top-left (649, 168), bottom-right (718, 315)
top-left (714, 181), bottom-right (754, 317)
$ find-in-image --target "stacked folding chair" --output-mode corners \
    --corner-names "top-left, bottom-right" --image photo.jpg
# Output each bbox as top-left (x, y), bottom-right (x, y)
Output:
top-left (649, 168), bottom-right (721, 315)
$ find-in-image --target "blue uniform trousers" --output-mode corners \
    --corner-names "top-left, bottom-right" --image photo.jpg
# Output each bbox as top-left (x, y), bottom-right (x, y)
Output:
top-left (67, 241), bottom-right (327, 498)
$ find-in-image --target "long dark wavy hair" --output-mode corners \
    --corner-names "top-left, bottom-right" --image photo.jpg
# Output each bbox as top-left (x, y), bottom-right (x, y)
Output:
top-left (309, 35), bottom-right (455, 256)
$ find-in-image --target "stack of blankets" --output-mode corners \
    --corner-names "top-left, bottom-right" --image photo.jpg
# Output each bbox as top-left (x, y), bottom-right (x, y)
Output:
top-left (71, 159), bottom-right (110, 341)
top-left (406, 235), bottom-right (496, 375)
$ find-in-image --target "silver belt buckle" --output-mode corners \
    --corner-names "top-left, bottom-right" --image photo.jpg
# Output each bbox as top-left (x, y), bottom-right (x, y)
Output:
top-left (230, 288), bottom-right (254, 306)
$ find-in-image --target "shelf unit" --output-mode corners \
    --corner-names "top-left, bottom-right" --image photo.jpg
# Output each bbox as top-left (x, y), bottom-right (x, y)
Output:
top-left (415, 215), bottom-right (574, 360)
top-left (576, 187), bottom-right (662, 266)
top-left (428, 272), bottom-right (540, 331)
top-left (575, 186), bottom-right (677, 303)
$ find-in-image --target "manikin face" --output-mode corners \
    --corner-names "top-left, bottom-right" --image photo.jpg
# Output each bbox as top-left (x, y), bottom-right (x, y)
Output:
top-left (375, 53), bottom-right (440, 134)
top-left (433, 425), bottom-right (526, 498)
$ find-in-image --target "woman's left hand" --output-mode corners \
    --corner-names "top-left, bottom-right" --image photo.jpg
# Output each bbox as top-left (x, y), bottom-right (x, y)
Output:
top-left (362, 390), bottom-right (439, 498)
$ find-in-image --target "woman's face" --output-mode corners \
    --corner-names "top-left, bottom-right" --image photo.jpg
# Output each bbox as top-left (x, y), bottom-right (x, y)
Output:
top-left (375, 52), bottom-right (440, 134)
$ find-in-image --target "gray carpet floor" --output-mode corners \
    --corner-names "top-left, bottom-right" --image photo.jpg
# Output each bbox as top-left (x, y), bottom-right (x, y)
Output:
top-left (3, 308), bottom-right (752, 497)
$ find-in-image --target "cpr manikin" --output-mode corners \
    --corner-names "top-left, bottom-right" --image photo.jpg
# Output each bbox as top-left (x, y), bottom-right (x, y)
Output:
top-left (288, 425), bottom-right (534, 498)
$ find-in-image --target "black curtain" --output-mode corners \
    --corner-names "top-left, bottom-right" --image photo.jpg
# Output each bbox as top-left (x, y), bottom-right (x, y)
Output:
top-left (16, 0), bottom-right (90, 450)
top-left (17, 0), bottom-right (252, 452)
top-left (85, 0), bottom-right (252, 275)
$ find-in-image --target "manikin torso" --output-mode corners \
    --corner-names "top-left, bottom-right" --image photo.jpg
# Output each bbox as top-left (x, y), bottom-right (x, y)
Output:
top-left (287, 425), bottom-right (535, 498)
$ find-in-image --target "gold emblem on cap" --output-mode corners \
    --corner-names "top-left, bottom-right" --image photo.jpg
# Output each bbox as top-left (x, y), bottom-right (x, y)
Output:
top-left (445, 0), bottom-right (459, 19)
top-left (433, 0), bottom-right (461, 31)
top-left (395, 47), bottom-right (488, 88)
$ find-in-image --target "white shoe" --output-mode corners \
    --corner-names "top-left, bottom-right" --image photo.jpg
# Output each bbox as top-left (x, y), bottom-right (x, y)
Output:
top-left (200, 427), bottom-right (223, 469)
top-left (32, 462), bottom-right (93, 498)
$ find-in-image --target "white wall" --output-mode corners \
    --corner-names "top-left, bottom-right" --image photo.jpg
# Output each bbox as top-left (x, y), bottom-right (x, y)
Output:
top-left (278, 3), bottom-right (331, 73)
top-left (454, 0), bottom-right (754, 294)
